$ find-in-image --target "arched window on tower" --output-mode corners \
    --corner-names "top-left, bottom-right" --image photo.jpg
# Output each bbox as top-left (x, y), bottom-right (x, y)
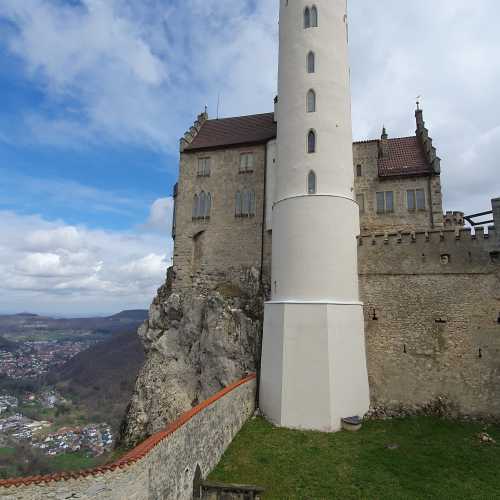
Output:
top-left (304, 7), bottom-right (310, 28)
top-left (311, 6), bottom-right (318, 27)
top-left (307, 51), bottom-right (315, 73)
top-left (307, 171), bottom-right (317, 194)
top-left (307, 130), bottom-right (316, 153)
top-left (307, 89), bottom-right (316, 113)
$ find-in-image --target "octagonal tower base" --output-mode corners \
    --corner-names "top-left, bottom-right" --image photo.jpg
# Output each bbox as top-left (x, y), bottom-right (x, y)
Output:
top-left (259, 302), bottom-right (370, 432)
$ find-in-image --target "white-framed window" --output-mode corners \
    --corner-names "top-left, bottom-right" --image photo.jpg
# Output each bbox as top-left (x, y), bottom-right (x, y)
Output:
top-left (407, 189), bottom-right (426, 210)
top-left (376, 191), bottom-right (394, 214)
top-left (356, 194), bottom-right (365, 213)
top-left (239, 153), bottom-right (254, 173)
top-left (235, 190), bottom-right (256, 217)
top-left (197, 157), bottom-right (211, 177)
top-left (307, 171), bottom-right (316, 194)
top-left (307, 89), bottom-right (316, 113)
top-left (307, 130), bottom-right (316, 153)
top-left (307, 51), bottom-right (315, 73)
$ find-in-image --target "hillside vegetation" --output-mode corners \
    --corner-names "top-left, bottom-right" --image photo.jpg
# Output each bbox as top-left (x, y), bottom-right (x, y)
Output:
top-left (46, 330), bottom-right (146, 431)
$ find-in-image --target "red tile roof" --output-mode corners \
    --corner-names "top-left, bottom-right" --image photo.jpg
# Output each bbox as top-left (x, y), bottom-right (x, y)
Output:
top-left (186, 113), bottom-right (433, 178)
top-left (185, 113), bottom-right (277, 151)
top-left (378, 136), bottom-right (432, 177)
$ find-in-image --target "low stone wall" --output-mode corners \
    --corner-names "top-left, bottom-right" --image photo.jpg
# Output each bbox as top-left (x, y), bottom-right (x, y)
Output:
top-left (0, 375), bottom-right (256, 500)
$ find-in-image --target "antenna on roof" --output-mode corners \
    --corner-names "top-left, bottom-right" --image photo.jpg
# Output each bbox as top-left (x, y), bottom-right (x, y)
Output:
top-left (216, 93), bottom-right (221, 120)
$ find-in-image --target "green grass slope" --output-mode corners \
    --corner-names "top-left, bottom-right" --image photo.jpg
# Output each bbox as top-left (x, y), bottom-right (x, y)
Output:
top-left (210, 416), bottom-right (500, 499)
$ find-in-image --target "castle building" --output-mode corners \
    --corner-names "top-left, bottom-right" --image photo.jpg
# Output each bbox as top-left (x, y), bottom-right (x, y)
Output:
top-left (172, 107), bottom-right (445, 294)
top-left (170, 3), bottom-right (500, 425)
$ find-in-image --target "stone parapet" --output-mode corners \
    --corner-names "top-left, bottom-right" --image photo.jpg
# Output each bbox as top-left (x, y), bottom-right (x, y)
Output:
top-left (0, 375), bottom-right (256, 500)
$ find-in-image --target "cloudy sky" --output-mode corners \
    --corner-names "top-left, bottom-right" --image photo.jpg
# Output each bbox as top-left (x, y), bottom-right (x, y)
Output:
top-left (0, 0), bottom-right (498, 315)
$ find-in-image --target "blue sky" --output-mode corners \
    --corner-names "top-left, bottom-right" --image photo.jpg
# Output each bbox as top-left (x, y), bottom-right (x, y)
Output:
top-left (0, 0), bottom-right (499, 315)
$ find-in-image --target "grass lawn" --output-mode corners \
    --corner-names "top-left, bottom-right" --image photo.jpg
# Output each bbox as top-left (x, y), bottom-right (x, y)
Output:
top-left (0, 448), bottom-right (15, 457)
top-left (209, 416), bottom-right (500, 499)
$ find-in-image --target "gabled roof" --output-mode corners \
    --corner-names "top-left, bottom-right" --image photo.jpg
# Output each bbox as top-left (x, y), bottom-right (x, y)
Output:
top-left (378, 136), bottom-right (433, 178)
top-left (185, 113), bottom-right (277, 152)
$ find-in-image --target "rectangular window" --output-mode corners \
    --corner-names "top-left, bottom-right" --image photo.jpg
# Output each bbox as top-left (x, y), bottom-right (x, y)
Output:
top-left (407, 190), bottom-right (416, 211)
top-left (356, 194), bottom-right (365, 213)
top-left (416, 189), bottom-right (426, 210)
top-left (239, 153), bottom-right (254, 173)
top-left (377, 191), bottom-right (394, 214)
top-left (197, 158), bottom-right (211, 177)
top-left (407, 189), bottom-right (426, 210)
top-left (356, 164), bottom-right (362, 177)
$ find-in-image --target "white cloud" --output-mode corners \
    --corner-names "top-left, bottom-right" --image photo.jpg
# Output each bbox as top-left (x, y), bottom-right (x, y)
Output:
top-left (0, 208), bottom-right (172, 315)
top-left (142, 197), bottom-right (174, 234)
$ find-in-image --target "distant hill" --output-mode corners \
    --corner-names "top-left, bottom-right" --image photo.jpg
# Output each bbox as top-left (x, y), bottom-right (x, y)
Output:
top-left (0, 310), bottom-right (148, 341)
top-left (46, 330), bottom-right (146, 431)
top-left (0, 336), bottom-right (18, 352)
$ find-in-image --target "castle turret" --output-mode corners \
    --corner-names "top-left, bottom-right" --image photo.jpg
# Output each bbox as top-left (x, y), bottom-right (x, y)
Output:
top-left (259, 0), bottom-right (370, 431)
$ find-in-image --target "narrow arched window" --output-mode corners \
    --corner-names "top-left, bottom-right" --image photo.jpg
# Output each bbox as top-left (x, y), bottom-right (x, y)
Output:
top-left (307, 89), bottom-right (316, 113)
top-left (193, 194), bottom-right (198, 219)
top-left (235, 191), bottom-right (242, 217)
top-left (307, 171), bottom-right (316, 194)
top-left (311, 6), bottom-right (318, 27)
top-left (307, 51), bottom-right (315, 73)
top-left (307, 130), bottom-right (316, 153)
top-left (304, 7), bottom-right (310, 28)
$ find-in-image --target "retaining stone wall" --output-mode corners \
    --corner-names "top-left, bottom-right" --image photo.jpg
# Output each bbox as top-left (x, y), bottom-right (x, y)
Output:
top-left (359, 230), bottom-right (500, 417)
top-left (0, 376), bottom-right (257, 500)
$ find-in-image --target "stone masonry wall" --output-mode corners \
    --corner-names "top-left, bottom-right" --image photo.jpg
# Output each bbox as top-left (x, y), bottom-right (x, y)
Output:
top-left (353, 141), bottom-right (444, 235)
top-left (172, 145), bottom-right (267, 294)
top-left (0, 376), bottom-right (256, 500)
top-left (359, 228), bottom-right (500, 417)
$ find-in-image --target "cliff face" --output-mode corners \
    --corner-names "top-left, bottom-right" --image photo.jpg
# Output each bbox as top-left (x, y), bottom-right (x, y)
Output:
top-left (119, 279), bottom-right (262, 448)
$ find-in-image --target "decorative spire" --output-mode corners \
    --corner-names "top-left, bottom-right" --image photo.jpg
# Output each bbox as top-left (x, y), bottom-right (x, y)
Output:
top-left (381, 126), bottom-right (388, 140)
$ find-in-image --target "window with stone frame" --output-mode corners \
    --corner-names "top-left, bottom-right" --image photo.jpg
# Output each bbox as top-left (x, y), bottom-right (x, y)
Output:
top-left (193, 191), bottom-right (211, 220)
top-left (356, 164), bottom-right (362, 177)
top-left (356, 193), bottom-right (365, 213)
top-left (197, 157), bottom-right (211, 177)
top-left (304, 7), bottom-right (310, 28)
top-left (239, 153), bottom-right (254, 173)
top-left (376, 191), bottom-right (394, 214)
top-left (407, 188), bottom-right (426, 211)
top-left (311, 6), bottom-right (318, 27)
top-left (235, 190), bottom-right (256, 217)
top-left (307, 170), bottom-right (316, 194)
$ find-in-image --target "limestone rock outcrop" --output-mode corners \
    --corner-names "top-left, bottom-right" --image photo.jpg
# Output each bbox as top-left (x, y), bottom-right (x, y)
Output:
top-left (119, 281), bottom-right (262, 448)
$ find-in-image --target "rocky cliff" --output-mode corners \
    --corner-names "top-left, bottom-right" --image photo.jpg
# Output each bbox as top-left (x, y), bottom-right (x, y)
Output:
top-left (119, 277), bottom-right (262, 448)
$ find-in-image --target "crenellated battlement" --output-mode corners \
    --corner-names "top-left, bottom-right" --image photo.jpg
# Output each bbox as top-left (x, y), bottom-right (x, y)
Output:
top-left (359, 226), bottom-right (497, 247)
top-left (179, 110), bottom-right (208, 152)
top-left (358, 225), bottom-right (499, 276)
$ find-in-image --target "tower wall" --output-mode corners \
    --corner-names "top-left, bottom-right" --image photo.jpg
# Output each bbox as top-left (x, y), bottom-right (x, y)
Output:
top-left (260, 0), bottom-right (370, 431)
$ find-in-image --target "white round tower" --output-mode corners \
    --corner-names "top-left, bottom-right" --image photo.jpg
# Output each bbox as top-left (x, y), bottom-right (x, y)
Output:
top-left (259, 0), bottom-right (370, 432)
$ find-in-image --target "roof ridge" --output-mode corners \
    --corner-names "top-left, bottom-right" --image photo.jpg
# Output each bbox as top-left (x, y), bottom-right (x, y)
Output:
top-left (206, 112), bottom-right (274, 123)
